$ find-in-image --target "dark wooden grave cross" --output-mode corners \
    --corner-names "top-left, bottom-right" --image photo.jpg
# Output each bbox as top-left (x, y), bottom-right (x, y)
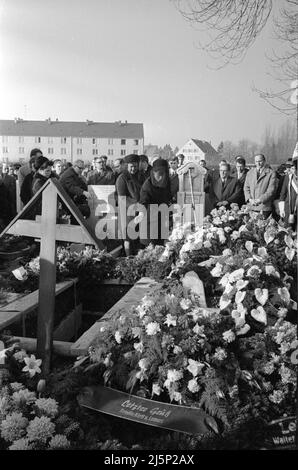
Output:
top-left (0, 178), bottom-right (102, 375)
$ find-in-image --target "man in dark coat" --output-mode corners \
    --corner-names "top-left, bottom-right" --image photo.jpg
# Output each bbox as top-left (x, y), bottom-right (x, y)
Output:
top-left (139, 158), bottom-right (172, 246)
top-left (138, 154), bottom-right (152, 185)
top-left (279, 159), bottom-right (298, 229)
top-left (116, 154), bottom-right (142, 255)
top-left (0, 179), bottom-right (11, 230)
top-left (18, 148), bottom-right (43, 191)
top-left (60, 159), bottom-right (91, 218)
top-left (87, 156), bottom-right (115, 185)
top-left (20, 156), bottom-right (38, 206)
top-left (168, 156), bottom-right (179, 203)
top-left (1, 163), bottom-right (16, 219)
top-left (231, 156), bottom-right (249, 207)
top-left (206, 161), bottom-right (242, 209)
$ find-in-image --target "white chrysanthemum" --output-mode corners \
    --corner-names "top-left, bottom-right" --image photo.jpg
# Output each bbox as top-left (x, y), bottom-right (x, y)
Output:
top-left (173, 345), bottom-right (182, 355)
top-left (49, 434), bottom-right (70, 449)
top-left (152, 383), bottom-right (162, 397)
top-left (0, 412), bottom-right (28, 442)
top-left (269, 390), bottom-right (284, 404)
top-left (203, 240), bottom-right (212, 249)
top-left (133, 342), bottom-right (144, 353)
top-left (35, 398), bottom-right (59, 418)
top-left (138, 358), bottom-right (149, 371)
top-left (167, 369), bottom-right (183, 383)
top-left (187, 359), bottom-right (204, 377)
top-left (213, 347), bottom-right (227, 361)
top-left (145, 322), bottom-right (161, 336)
top-left (114, 331), bottom-right (122, 344)
top-left (222, 249), bottom-right (233, 257)
top-left (164, 314), bottom-right (177, 327)
top-left (187, 378), bottom-right (200, 394)
top-left (222, 330), bottom-right (236, 343)
top-left (231, 231), bottom-right (240, 241)
top-left (180, 298), bottom-right (192, 311)
top-left (210, 263), bottom-right (223, 278)
top-left (170, 391), bottom-right (182, 403)
top-left (193, 324), bottom-right (205, 336)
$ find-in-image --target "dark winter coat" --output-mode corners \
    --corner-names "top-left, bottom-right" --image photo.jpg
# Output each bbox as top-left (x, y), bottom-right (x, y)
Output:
top-left (206, 175), bottom-right (243, 209)
top-left (20, 172), bottom-right (34, 205)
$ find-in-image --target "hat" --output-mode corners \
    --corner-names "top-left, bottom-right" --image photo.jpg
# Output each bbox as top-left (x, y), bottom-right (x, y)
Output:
top-left (124, 154), bottom-right (139, 164)
top-left (152, 158), bottom-right (168, 170)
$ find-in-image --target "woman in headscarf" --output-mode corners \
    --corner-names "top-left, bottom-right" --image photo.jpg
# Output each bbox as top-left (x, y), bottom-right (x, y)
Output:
top-left (116, 154), bottom-right (142, 256)
top-left (139, 158), bottom-right (172, 246)
top-left (279, 159), bottom-right (298, 229)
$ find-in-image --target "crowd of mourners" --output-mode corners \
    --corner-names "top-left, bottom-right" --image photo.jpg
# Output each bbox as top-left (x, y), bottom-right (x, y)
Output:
top-left (0, 148), bottom-right (297, 256)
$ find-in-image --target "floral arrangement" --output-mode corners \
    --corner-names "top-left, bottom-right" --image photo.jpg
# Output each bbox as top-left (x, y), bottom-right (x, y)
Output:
top-left (88, 279), bottom-right (296, 427)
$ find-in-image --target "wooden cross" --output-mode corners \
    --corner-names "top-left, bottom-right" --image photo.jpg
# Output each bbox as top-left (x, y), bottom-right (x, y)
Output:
top-left (0, 178), bottom-right (102, 375)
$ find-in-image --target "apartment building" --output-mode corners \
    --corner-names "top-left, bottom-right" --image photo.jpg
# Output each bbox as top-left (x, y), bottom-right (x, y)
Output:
top-left (0, 118), bottom-right (144, 164)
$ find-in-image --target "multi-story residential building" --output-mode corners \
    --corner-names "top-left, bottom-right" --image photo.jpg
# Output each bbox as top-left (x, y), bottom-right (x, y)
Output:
top-left (177, 138), bottom-right (219, 165)
top-left (0, 118), bottom-right (144, 164)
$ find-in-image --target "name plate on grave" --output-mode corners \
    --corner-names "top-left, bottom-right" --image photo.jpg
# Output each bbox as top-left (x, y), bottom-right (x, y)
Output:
top-left (263, 416), bottom-right (296, 449)
top-left (78, 385), bottom-right (218, 436)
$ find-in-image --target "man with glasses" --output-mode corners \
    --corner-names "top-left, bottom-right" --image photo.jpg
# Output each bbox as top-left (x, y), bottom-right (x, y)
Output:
top-left (60, 159), bottom-right (91, 218)
top-left (87, 156), bottom-right (115, 185)
top-left (244, 154), bottom-right (276, 217)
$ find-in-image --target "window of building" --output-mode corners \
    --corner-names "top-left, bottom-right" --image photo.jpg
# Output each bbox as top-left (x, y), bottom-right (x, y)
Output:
top-left (133, 150), bottom-right (138, 155)
top-left (108, 149), bottom-right (113, 156)
top-left (134, 139), bottom-right (139, 146)
top-left (77, 137), bottom-right (82, 144)
top-left (48, 148), bottom-right (54, 154)
top-left (92, 149), bottom-right (98, 155)
top-left (35, 137), bottom-right (41, 143)
top-left (121, 139), bottom-right (126, 145)
top-left (120, 149), bottom-right (126, 156)
top-left (61, 148), bottom-right (66, 155)
top-left (19, 147), bottom-right (24, 154)
top-left (77, 148), bottom-right (82, 155)
top-left (108, 138), bottom-right (113, 145)
top-left (61, 137), bottom-right (67, 144)
top-left (2, 136), bottom-right (8, 143)
top-left (48, 137), bottom-right (53, 144)
top-left (92, 138), bottom-right (96, 145)
top-left (2, 147), bottom-right (8, 153)
top-left (18, 136), bottom-right (24, 143)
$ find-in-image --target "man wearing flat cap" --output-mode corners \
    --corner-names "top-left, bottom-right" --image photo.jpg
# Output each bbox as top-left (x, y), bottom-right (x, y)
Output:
top-left (116, 154), bottom-right (142, 255)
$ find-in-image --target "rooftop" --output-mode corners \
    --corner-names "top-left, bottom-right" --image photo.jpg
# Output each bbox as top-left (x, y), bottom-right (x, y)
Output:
top-left (0, 119), bottom-right (144, 139)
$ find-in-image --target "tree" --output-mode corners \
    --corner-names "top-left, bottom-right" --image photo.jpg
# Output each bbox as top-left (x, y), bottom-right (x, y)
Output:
top-left (172, 0), bottom-right (273, 66)
top-left (173, 0), bottom-right (298, 121)
top-left (217, 141), bottom-right (224, 155)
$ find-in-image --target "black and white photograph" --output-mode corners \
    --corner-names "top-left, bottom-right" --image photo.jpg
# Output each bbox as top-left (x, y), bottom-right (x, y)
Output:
top-left (0, 0), bottom-right (297, 455)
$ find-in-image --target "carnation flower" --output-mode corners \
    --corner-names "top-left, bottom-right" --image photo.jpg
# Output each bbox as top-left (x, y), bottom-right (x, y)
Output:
top-left (9, 383), bottom-right (24, 392)
top-left (114, 331), bottom-right (122, 344)
top-left (170, 391), bottom-right (182, 403)
top-left (173, 345), bottom-right (182, 355)
top-left (263, 362), bottom-right (275, 375)
top-left (138, 358), bottom-right (149, 371)
top-left (187, 378), bottom-right (200, 394)
top-left (164, 314), bottom-right (177, 327)
top-left (151, 383), bottom-right (162, 397)
top-left (22, 355), bottom-right (42, 378)
top-left (133, 342), bottom-right (144, 353)
top-left (247, 265), bottom-right (262, 277)
top-left (145, 322), bottom-right (161, 336)
top-left (210, 263), bottom-right (223, 278)
top-left (203, 240), bottom-right (212, 249)
top-left (35, 398), bottom-right (59, 418)
top-left (12, 389), bottom-right (36, 407)
top-left (9, 438), bottom-right (33, 450)
top-left (180, 298), bottom-right (192, 310)
top-left (166, 369), bottom-right (183, 383)
top-left (187, 359), bottom-right (204, 377)
top-left (26, 416), bottom-right (55, 443)
top-left (231, 231), bottom-right (240, 241)
top-left (269, 390), bottom-right (284, 404)
top-left (213, 348), bottom-right (227, 361)
top-left (222, 330), bottom-right (235, 343)
top-left (0, 412), bottom-right (28, 442)
top-left (13, 350), bottom-right (28, 363)
top-left (192, 324), bottom-right (205, 336)
top-left (49, 434), bottom-right (70, 449)
top-left (222, 249), bottom-right (233, 257)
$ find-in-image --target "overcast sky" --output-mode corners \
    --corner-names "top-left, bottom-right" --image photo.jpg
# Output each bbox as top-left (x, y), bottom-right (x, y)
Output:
top-left (0, 0), bottom-right (293, 148)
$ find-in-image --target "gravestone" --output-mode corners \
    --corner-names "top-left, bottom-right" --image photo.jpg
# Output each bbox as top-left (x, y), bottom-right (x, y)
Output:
top-left (177, 162), bottom-right (206, 227)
